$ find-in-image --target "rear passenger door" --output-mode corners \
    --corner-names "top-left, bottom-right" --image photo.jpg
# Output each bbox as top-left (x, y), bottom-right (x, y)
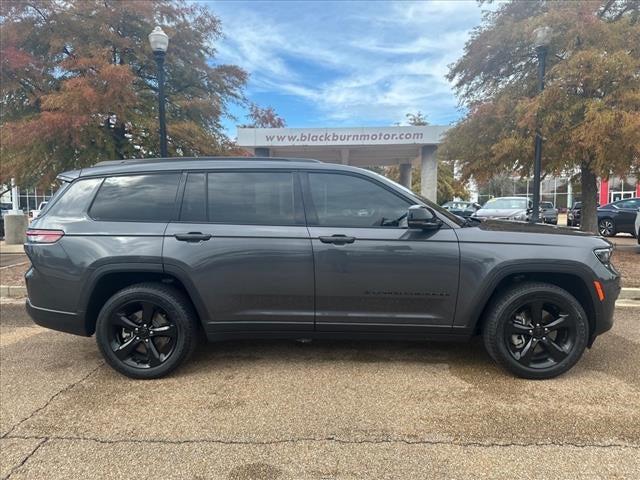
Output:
top-left (163, 170), bottom-right (315, 333)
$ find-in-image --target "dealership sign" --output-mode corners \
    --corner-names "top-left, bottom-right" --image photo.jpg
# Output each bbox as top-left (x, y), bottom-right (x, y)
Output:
top-left (237, 125), bottom-right (450, 147)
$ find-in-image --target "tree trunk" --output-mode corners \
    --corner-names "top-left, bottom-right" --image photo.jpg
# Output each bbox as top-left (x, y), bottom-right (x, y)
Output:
top-left (580, 162), bottom-right (598, 234)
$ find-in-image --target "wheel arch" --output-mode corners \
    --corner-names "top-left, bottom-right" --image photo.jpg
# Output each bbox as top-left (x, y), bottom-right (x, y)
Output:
top-left (470, 265), bottom-right (598, 344)
top-left (80, 264), bottom-right (206, 336)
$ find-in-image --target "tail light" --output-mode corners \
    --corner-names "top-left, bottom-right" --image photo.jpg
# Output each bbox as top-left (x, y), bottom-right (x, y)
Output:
top-left (26, 229), bottom-right (65, 244)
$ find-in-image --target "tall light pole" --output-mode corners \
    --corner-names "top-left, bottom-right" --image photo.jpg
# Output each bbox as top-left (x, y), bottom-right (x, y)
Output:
top-left (531, 25), bottom-right (551, 223)
top-left (148, 26), bottom-right (169, 157)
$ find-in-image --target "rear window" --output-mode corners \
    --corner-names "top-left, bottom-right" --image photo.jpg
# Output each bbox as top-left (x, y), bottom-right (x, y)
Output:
top-left (90, 174), bottom-right (180, 222)
top-left (45, 178), bottom-right (103, 219)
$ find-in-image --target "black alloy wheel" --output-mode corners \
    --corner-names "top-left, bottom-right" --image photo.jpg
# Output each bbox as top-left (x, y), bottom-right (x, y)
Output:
top-left (504, 299), bottom-right (576, 370)
top-left (108, 300), bottom-right (177, 369)
top-left (96, 283), bottom-right (198, 379)
top-left (483, 282), bottom-right (588, 379)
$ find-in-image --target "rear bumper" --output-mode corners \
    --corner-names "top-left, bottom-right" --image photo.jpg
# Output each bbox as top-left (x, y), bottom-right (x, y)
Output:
top-left (26, 298), bottom-right (90, 336)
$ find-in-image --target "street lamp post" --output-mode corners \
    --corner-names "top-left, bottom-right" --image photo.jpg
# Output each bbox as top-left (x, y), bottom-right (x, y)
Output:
top-left (148, 26), bottom-right (169, 157)
top-left (531, 26), bottom-right (551, 224)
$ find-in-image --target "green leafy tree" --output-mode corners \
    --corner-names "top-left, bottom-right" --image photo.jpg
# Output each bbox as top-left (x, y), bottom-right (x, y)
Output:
top-left (440, 0), bottom-right (640, 232)
top-left (0, 0), bottom-right (247, 186)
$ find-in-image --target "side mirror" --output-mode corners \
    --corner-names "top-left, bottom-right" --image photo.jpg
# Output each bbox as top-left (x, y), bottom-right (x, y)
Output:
top-left (407, 205), bottom-right (443, 230)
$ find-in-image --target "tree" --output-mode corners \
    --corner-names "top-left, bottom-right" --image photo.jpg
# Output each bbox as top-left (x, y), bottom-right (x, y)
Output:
top-left (242, 103), bottom-right (286, 128)
top-left (0, 0), bottom-right (247, 186)
top-left (405, 111), bottom-right (428, 126)
top-left (440, 0), bottom-right (640, 232)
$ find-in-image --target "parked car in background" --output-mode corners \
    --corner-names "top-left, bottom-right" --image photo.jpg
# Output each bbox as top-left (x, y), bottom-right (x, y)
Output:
top-left (597, 197), bottom-right (640, 237)
top-left (540, 201), bottom-right (558, 225)
top-left (441, 201), bottom-right (481, 218)
top-left (30, 201), bottom-right (48, 219)
top-left (635, 209), bottom-right (640, 245)
top-left (567, 201), bottom-right (582, 227)
top-left (472, 196), bottom-right (534, 222)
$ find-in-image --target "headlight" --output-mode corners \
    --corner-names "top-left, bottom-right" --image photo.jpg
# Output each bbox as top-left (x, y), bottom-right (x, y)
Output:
top-left (594, 247), bottom-right (613, 265)
top-left (509, 212), bottom-right (527, 221)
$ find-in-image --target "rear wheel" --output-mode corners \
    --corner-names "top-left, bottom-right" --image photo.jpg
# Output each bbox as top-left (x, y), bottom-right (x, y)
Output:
top-left (483, 282), bottom-right (588, 379)
top-left (96, 283), bottom-right (198, 379)
top-left (598, 218), bottom-right (616, 237)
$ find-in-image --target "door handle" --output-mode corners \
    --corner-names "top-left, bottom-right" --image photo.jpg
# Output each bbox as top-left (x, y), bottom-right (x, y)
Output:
top-left (174, 232), bottom-right (212, 242)
top-left (319, 234), bottom-right (356, 245)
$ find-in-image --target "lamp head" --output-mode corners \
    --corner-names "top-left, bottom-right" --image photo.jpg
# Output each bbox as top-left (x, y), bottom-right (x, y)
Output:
top-left (148, 26), bottom-right (169, 53)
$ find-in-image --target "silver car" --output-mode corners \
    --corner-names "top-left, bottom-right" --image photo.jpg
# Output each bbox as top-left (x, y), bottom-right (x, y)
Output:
top-left (473, 196), bottom-right (532, 222)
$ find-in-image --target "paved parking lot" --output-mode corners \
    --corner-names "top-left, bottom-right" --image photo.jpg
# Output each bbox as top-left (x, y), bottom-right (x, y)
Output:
top-left (1, 301), bottom-right (639, 479)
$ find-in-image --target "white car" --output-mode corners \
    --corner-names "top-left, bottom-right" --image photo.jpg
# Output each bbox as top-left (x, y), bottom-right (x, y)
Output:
top-left (635, 209), bottom-right (640, 245)
top-left (30, 201), bottom-right (48, 219)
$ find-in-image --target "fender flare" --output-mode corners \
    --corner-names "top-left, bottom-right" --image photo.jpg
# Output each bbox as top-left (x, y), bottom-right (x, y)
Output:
top-left (463, 259), bottom-right (600, 332)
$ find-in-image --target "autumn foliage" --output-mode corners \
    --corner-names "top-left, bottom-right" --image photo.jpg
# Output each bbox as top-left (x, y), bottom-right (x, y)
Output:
top-left (0, 0), bottom-right (247, 185)
top-left (440, 0), bottom-right (640, 232)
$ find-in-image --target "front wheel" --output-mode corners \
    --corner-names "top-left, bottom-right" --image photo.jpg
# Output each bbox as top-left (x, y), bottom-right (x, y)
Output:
top-left (483, 282), bottom-right (588, 379)
top-left (96, 283), bottom-right (198, 379)
top-left (598, 218), bottom-right (616, 237)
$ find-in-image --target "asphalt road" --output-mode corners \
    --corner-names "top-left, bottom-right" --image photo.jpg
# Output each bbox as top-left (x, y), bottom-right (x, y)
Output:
top-left (1, 302), bottom-right (638, 479)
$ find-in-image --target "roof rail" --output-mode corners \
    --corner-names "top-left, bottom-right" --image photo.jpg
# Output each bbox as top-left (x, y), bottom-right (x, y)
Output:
top-left (94, 156), bottom-right (321, 167)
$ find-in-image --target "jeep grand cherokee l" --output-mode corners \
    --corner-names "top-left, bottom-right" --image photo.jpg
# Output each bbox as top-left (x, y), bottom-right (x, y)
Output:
top-left (25, 158), bottom-right (620, 379)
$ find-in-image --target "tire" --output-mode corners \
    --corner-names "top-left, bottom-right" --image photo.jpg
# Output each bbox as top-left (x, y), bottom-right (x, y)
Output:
top-left (598, 218), bottom-right (616, 237)
top-left (96, 283), bottom-right (199, 379)
top-left (483, 282), bottom-right (588, 379)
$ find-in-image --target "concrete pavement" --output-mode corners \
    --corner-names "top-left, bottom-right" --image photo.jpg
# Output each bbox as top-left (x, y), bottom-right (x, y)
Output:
top-left (1, 302), bottom-right (639, 479)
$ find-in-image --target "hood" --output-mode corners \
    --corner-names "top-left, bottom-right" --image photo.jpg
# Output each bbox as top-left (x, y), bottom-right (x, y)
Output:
top-left (474, 208), bottom-right (526, 218)
top-left (478, 219), bottom-right (593, 237)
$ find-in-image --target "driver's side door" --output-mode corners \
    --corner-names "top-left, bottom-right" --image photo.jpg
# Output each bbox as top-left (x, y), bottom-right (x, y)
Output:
top-left (302, 171), bottom-right (460, 333)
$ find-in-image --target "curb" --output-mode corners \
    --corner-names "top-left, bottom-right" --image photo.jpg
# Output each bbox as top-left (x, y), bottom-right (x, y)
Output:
top-left (619, 287), bottom-right (640, 301)
top-left (0, 285), bottom-right (27, 298)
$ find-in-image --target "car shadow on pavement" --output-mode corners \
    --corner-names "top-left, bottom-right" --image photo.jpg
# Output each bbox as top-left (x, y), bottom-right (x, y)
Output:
top-left (184, 336), bottom-right (502, 379)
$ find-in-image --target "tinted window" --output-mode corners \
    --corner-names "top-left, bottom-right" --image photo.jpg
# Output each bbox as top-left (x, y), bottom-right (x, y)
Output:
top-left (45, 178), bottom-right (103, 219)
top-left (180, 173), bottom-right (206, 222)
top-left (308, 173), bottom-right (409, 227)
top-left (208, 172), bottom-right (296, 225)
top-left (618, 199), bottom-right (639, 209)
top-left (90, 174), bottom-right (180, 222)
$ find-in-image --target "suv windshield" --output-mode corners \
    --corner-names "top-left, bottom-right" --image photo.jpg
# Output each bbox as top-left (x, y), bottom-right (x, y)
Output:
top-left (483, 198), bottom-right (529, 210)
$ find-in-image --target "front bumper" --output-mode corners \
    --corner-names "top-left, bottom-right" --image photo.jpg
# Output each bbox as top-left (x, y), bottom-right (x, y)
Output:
top-left (589, 274), bottom-right (621, 345)
top-left (26, 298), bottom-right (89, 336)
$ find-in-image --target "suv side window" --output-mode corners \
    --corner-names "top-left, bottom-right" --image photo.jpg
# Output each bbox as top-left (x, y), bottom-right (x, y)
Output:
top-left (45, 178), bottom-right (103, 218)
top-left (180, 173), bottom-right (206, 222)
top-left (207, 171), bottom-right (297, 225)
top-left (90, 173), bottom-right (180, 222)
top-left (618, 199), bottom-right (639, 209)
top-left (307, 172), bottom-right (410, 228)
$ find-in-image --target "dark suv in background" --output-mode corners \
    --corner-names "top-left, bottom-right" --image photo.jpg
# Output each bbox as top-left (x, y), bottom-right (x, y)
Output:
top-left (25, 158), bottom-right (620, 379)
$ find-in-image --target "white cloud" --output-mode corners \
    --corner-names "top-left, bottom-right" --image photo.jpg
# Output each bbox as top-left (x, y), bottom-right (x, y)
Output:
top-left (209, 0), bottom-right (484, 126)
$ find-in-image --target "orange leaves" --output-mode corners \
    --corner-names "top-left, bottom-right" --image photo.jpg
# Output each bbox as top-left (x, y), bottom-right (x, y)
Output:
top-left (441, 0), bottom-right (640, 183)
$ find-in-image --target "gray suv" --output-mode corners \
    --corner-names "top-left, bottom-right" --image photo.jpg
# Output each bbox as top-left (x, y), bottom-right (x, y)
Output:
top-left (25, 158), bottom-right (620, 379)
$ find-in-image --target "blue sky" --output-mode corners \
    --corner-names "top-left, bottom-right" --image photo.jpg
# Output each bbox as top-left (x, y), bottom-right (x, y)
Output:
top-left (207, 0), bottom-right (486, 134)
